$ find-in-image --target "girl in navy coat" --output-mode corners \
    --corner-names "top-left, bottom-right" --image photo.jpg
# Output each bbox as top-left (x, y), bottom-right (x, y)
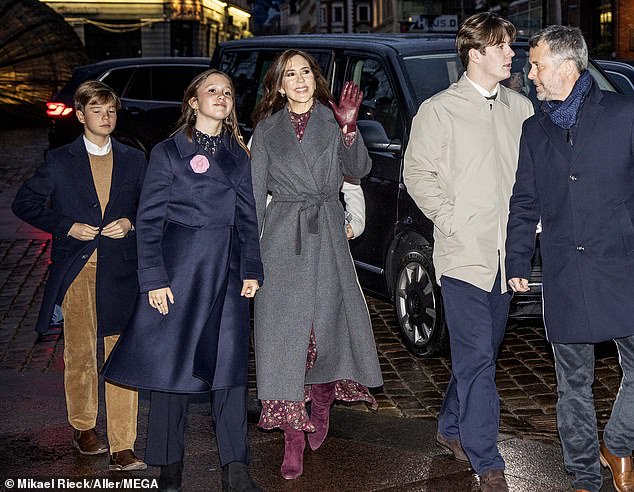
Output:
top-left (103, 69), bottom-right (263, 492)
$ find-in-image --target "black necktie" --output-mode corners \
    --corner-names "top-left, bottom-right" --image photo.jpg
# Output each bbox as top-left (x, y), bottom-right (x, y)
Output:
top-left (486, 93), bottom-right (497, 110)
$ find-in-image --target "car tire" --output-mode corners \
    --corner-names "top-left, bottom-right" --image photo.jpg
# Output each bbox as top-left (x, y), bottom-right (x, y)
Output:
top-left (393, 247), bottom-right (448, 357)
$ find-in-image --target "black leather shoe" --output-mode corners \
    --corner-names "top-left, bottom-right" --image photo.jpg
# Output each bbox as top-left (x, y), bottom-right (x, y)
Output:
top-left (158, 461), bottom-right (183, 492)
top-left (221, 461), bottom-right (261, 492)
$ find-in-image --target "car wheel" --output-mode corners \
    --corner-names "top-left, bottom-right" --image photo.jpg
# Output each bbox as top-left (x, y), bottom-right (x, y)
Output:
top-left (394, 248), bottom-right (447, 357)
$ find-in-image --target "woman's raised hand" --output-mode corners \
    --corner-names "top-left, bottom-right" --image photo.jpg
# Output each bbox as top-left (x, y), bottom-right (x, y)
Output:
top-left (328, 81), bottom-right (363, 134)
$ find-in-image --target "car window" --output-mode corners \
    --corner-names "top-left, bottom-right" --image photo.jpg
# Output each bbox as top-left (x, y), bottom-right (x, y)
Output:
top-left (346, 57), bottom-right (403, 141)
top-left (605, 70), bottom-right (634, 94)
top-left (403, 48), bottom-right (617, 108)
top-left (153, 66), bottom-right (207, 102)
top-left (100, 68), bottom-right (136, 96)
top-left (402, 52), bottom-right (462, 105)
top-left (124, 67), bottom-right (151, 100)
top-left (220, 49), bottom-right (332, 130)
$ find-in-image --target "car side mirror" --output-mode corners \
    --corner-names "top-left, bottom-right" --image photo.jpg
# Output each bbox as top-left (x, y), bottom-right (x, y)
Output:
top-left (357, 120), bottom-right (402, 153)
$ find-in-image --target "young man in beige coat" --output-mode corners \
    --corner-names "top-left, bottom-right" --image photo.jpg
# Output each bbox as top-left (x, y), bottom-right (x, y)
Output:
top-left (403, 13), bottom-right (533, 492)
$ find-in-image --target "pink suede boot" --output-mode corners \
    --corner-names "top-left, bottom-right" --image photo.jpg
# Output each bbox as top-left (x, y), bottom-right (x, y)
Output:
top-left (280, 429), bottom-right (305, 480)
top-left (308, 382), bottom-right (336, 451)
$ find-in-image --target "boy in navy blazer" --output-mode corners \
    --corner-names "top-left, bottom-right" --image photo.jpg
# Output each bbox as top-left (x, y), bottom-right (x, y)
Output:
top-left (12, 81), bottom-right (147, 471)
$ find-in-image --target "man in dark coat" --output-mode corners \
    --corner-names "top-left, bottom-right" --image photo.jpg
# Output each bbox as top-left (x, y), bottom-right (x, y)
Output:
top-left (506, 26), bottom-right (634, 492)
top-left (12, 81), bottom-right (147, 471)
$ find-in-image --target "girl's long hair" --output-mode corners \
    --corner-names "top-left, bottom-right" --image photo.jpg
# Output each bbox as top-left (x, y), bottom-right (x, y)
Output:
top-left (251, 49), bottom-right (332, 128)
top-left (174, 69), bottom-right (249, 156)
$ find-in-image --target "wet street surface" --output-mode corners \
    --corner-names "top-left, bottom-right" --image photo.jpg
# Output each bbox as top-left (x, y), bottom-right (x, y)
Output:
top-left (0, 126), bottom-right (621, 490)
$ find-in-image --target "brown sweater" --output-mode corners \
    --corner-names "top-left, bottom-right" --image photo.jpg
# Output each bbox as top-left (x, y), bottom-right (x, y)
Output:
top-left (87, 151), bottom-right (113, 263)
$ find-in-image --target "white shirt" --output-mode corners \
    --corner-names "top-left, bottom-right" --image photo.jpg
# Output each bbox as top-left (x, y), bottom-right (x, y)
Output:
top-left (465, 75), bottom-right (499, 98)
top-left (83, 135), bottom-right (112, 156)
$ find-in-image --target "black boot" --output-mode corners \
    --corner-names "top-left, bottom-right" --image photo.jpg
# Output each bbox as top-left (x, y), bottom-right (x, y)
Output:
top-left (221, 461), bottom-right (261, 492)
top-left (158, 461), bottom-right (183, 492)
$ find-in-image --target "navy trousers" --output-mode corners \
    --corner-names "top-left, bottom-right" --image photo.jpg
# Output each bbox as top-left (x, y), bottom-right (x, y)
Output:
top-left (437, 269), bottom-right (511, 475)
top-left (145, 386), bottom-right (249, 467)
top-left (553, 335), bottom-right (634, 492)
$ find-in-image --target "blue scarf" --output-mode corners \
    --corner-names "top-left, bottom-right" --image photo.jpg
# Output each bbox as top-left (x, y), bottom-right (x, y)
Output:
top-left (543, 70), bottom-right (593, 129)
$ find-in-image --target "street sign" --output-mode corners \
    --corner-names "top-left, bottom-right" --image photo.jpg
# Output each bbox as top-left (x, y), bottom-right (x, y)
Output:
top-left (405, 14), bottom-right (458, 33)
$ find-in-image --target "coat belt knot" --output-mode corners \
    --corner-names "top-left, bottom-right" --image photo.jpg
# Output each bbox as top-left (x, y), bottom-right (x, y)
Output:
top-left (273, 192), bottom-right (339, 255)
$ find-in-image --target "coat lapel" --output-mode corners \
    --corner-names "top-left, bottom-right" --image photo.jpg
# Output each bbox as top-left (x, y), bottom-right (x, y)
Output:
top-left (103, 139), bottom-right (129, 219)
top-left (537, 110), bottom-right (572, 162)
top-left (299, 103), bottom-right (337, 171)
top-left (268, 108), bottom-right (321, 191)
top-left (570, 85), bottom-right (604, 167)
top-left (174, 129), bottom-right (241, 188)
top-left (68, 136), bottom-right (100, 207)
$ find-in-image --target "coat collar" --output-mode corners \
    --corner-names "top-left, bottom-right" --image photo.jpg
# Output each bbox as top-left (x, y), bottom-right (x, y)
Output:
top-left (536, 79), bottom-right (604, 166)
top-left (265, 102), bottom-right (335, 192)
top-left (174, 128), bottom-right (246, 188)
top-left (456, 74), bottom-right (511, 109)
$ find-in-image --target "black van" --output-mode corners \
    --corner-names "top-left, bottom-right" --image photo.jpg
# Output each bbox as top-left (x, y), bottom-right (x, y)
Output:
top-left (211, 34), bottom-right (617, 357)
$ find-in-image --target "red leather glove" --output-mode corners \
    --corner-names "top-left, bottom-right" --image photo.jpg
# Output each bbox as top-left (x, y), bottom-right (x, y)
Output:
top-left (328, 81), bottom-right (363, 133)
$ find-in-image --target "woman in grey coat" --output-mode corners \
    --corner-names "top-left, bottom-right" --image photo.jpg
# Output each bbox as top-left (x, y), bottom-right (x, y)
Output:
top-left (250, 49), bottom-right (383, 480)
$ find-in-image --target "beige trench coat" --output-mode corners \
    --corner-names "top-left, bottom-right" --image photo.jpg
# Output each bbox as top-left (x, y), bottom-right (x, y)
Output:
top-left (404, 75), bottom-right (534, 292)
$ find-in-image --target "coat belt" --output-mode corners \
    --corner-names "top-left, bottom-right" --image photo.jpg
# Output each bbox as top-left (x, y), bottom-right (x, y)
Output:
top-left (272, 192), bottom-right (339, 255)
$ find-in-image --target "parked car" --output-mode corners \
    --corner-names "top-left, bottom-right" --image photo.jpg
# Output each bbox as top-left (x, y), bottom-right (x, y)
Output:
top-left (212, 34), bottom-right (618, 357)
top-left (596, 59), bottom-right (634, 94)
top-left (46, 57), bottom-right (210, 155)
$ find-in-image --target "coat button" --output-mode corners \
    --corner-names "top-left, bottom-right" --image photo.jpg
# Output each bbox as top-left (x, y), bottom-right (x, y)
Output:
top-left (81, 253), bottom-right (89, 259)
top-left (576, 245), bottom-right (584, 251)
top-left (569, 174), bottom-right (578, 181)
top-left (92, 202), bottom-right (99, 208)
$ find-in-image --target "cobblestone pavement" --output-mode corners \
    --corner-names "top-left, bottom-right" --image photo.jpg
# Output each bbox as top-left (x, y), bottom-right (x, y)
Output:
top-left (0, 126), bottom-right (623, 445)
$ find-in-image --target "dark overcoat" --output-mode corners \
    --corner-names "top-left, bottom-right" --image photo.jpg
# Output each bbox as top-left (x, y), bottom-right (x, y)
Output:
top-left (12, 136), bottom-right (146, 336)
top-left (250, 102), bottom-right (384, 401)
top-left (102, 130), bottom-right (263, 393)
top-left (506, 81), bottom-right (634, 343)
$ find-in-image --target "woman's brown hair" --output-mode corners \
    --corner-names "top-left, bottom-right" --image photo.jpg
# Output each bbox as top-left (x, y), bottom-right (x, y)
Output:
top-left (174, 69), bottom-right (249, 155)
top-left (251, 49), bottom-right (332, 127)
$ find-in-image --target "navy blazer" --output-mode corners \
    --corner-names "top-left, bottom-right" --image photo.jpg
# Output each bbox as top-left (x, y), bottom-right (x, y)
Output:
top-left (506, 80), bottom-right (634, 343)
top-left (12, 136), bottom-right (147, 336)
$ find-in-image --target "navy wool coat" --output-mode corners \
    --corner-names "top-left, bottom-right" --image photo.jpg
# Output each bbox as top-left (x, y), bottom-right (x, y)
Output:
top-left (506, 81), bottom-right (634, 343)
top-left (102, 130), bottom-right (263, 393)
top-left (12, 136), bottom-right (146, 336)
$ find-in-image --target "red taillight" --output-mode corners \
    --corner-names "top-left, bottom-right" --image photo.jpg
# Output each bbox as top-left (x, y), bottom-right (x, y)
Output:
top-left (46, 102), bottom-right (73, 117)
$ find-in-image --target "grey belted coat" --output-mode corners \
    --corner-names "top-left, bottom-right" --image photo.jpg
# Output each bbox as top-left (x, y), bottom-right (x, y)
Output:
top-left (250, 102), bottom-right (384, 401)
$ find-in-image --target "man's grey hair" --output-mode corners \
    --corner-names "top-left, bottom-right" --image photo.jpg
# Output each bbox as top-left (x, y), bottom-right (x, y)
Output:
top-left (529, 25), bottom-right (588, 73)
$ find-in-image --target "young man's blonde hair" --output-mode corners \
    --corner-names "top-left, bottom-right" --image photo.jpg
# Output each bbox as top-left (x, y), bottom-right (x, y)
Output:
top-left (73, 80), bottom-right (121, 113)
top-left (456, 12), bottom-right (516, 70)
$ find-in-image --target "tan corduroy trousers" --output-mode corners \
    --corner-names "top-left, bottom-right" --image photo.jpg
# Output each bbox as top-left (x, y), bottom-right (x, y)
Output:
top-left (61, 261), bottom-right (138, 453)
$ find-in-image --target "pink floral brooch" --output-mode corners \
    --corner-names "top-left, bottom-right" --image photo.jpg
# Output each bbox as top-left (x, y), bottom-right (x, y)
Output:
top-left (190, 154), bottom-right (210, 174)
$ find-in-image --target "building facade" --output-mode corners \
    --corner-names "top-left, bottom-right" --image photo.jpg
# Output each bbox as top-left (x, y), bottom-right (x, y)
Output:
top-left (41, 0), bottom-right (252, 60)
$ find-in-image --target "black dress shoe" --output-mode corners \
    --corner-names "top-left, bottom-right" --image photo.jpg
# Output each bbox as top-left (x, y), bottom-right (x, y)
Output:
top-left (158, 461), bottom-right (183, 492)
top-left (221, 461), bottom-right (261, 492)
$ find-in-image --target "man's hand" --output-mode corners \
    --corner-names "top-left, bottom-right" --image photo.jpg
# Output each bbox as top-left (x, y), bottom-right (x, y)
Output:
top-left (508, 277), bottom-right (530, 293)
top-left (68, 223), bottom-right (100, 241)
top-left (241, 280), bottom-right (260, 298)
top-left (346, 224), bottom-right (355, 240)
top-left (101, 218), bottom-right (132, 239)
top-left (149, 287), bottom-right (174, 315)
top-left (328, 81), bottom-right (363, 134)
